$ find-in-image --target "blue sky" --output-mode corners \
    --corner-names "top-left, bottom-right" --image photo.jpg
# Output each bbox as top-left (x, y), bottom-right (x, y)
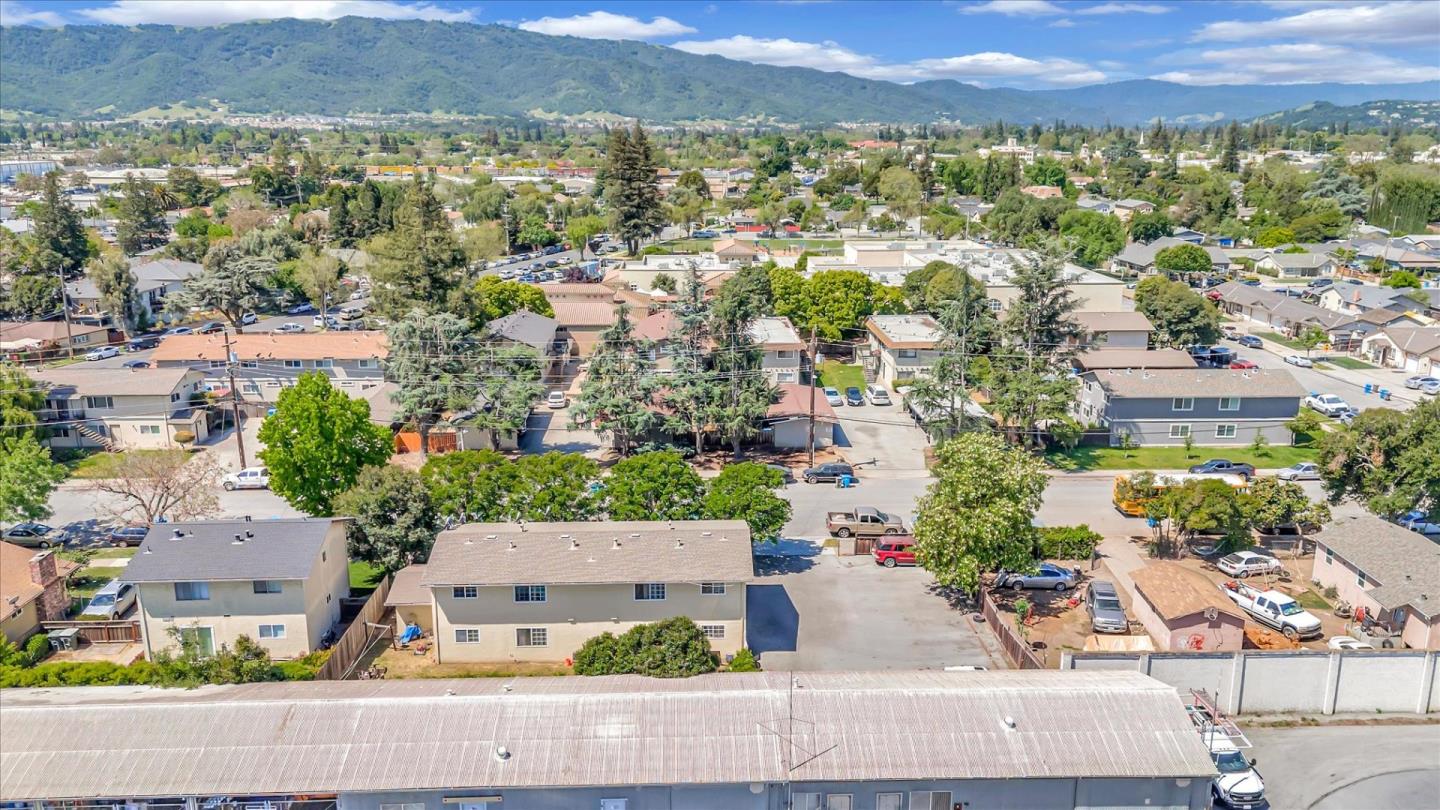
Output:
top-left (2, 0), bottom-right (1438, 89)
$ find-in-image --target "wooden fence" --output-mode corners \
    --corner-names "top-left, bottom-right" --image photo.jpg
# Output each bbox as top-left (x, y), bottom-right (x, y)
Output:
top-left (979, 591), bottom-right (1045, 670)
top-left (41, 620), bottom-right (141, 644)
top-left (314, 575), bottom-right (392, 680)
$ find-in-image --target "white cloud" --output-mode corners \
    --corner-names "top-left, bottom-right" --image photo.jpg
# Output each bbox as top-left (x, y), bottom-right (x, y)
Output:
top-left (0, 2), bottom-right (65, 26)
top-left (673, 35), bottom-right (894, 76)
top-left (76, 0), bottom-right (473, 26)
top-left (1048, 17), bottom-right (1077, 28)
top-left (959, 1), bottom-right (1065, 16)
top-left (1195, 1), bottom-right (1440, 44)
top-left (1075, 2), bottom-right (1170, 14)
top-left (912, 52), bottom-right (1106, 85)
top-left (518, 10), bottom-right (695, 39)
top-left (1154, 43), bottom-right (1440, 85)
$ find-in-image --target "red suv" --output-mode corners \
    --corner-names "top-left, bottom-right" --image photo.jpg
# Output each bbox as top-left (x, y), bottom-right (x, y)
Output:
top-left (1230, 359), bottom-right (1259, 369)
top-left (873, 537), bottom-right (917, 568)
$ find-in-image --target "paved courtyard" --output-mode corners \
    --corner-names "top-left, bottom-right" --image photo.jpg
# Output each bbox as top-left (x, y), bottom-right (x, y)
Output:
top-left (1246, 723), bottom-right (1440, 809)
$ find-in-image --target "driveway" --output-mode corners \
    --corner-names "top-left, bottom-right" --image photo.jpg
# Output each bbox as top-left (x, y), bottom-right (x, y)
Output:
top-left (832, 401), bottom-right (931, 476)
top-left (1246, 724), bottom-right (1440, 809)
top-left (520, 406), bottom-right (607, 457)
top-left (746, 541), bottom-right (1003, 671)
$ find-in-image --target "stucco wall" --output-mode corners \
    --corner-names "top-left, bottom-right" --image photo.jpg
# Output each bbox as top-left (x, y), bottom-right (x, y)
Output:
top-left (301, 526), bottom-right (351, 650)
top-left (1109, 419), bottom-right (1293, 447)
top-left (1, 600), bottom-right (40, 644)
top-left (139, 578), bottom-right (312, 659)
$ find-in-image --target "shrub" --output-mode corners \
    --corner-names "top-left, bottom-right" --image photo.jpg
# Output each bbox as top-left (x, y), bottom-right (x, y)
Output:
top-left (573, 631), bottom-right (622, 676)
top-left (22, 633), bottom-right (50, 666)
top-left (573, 618), bottom-right (717, 678)
top-left (1037, 525), bottom-right (1102, 560)
top-left (172, 430), bottom-right (196, 445)
top-left (728, 648), bottom-right (761, 672)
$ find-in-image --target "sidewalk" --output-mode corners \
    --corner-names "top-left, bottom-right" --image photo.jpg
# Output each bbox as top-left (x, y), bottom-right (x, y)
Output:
top-left (1248, 332), bottom-right (1419, 407)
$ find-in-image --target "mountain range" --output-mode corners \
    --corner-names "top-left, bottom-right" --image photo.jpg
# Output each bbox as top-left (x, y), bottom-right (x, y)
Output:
top-left (1254, 100), bottom-right (1440, 130)
top-left (2, 17), bottom-right (1438, 126)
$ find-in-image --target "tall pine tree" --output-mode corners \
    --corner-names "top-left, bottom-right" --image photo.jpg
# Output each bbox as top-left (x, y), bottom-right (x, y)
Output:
top-left (604, 124), bottom-right (665, 255)
top-left (572, 303), bottom-right (659, 455)
top-left (31, 171), bottom-right (89, 276)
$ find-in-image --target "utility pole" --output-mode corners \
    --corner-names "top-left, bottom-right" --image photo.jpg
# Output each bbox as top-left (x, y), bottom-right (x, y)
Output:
top-left (57, 265), bottom-right (75, 359)
top-left (807, 330), bottom-right (818, 467)
top-left (222, 328), bottom-right (248, 468)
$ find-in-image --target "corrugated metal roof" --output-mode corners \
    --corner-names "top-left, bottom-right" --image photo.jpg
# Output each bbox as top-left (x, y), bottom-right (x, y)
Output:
top-left (0, 671), bottom-right (1216, 800)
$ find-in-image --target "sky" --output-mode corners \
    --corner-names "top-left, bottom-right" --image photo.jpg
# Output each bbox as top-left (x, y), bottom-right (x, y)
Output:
top-left (1, 0), bottom-right (1437, 89)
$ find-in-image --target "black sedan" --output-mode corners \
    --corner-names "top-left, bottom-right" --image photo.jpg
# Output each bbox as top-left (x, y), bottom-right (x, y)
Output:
top-left (845, 386), bottom-right (865, 406)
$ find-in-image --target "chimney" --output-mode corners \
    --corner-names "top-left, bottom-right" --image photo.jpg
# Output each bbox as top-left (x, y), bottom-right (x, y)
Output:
top-left (28, 550), bottom-right (58, 587)
top-left (244, 515), bottom-right (252, 522)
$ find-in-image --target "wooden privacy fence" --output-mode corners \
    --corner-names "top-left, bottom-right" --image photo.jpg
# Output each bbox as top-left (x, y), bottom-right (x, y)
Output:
top-left (315, 575), bottom-right (392, 681)
top-left (41, 620), bottom-right (141, 644)
top-left (980, 591), bottom-right (1045, 670)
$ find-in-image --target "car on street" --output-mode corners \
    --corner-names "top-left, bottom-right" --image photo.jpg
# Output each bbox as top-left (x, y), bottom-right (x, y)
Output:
top-left (85, 346), bottom-right (120, 361)
top-left (1338, 408), bottom-right (1359, 425)
top-left (240, 312), bottom-right (258, 325)
top-left (1207, 736), bottom-right (1266, 810)
top-left (120, 359), bottom-right (150, 368)
top-left (221, 466), bottom-right (270, 491)
top-left (1285, 354), bottom-right (1314, 368)
top-left (1216, 550), bottom-right (1285, 578)
top-left (163, 325), bottom-right (193, 337)
top-left (339, 307), bottom-right (364, 321)
top-left (1189, 459), bottom-right (1257, 479)
top-left (313, 314), bottom-right (341, 329)
top-left (1305, 393), bottom-right (1350, 416)
top-left (275, 322), bottom-right (306, 333)
top-left (1419, 379), bottom-right (1440, 396)
top-left (844, 386), bottom-right (864, 406)
top-left (997, 563), bottom-right (1078, 591)
top-left (196, 321), bottom-right (224, 334)
top-left (350, 290), bottom-right (366, 301)
top-left (1327, 636), bottom-right (1374, 651)
top-left (546, 390), bottom-right (569, 409)
top-left (108, 524), bottom-right (149, 547)
top-left (826, 506), bottom-right (906, 538)
top-left (1228, 359), bottom-right (1258, 369)
top-left (802, 462), bottom-right (854, 484)
top-left (1236, 335), bottom-right (1263, 349)
top-left (81, 580), bottom-right (137, 620)
top-left (872, 537), bottom-right (917, 568)
top-left (1403, 375), bottom-right (1439, 390)
top-left (1306, 278), bottom-right (1334, 289)
top-left (1221, 326), bottom-right (1240, 340)
top-left (822, 387), bottom-right (843, 407)
top-left (1085, 580), bottom-right (1129, 633)
top-left (287, 302), bottom-right (316, 315)
top-left (1404, 518), bottom-right (1440, 537)
top-left (1276, 461), bottom-right (1321, 481)
top-left (864, 384), bottom-right (891, 406)
top-left (126, 336), bottom-right (159, 351)
top-left (1, 522), bottom-right (63, 548)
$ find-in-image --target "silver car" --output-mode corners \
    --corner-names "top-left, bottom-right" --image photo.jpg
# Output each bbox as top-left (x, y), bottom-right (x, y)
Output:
top-left (82, 580), bottom-right (136, 620)
top-left (1276, 462), bottom-right (1321, 481)
top-left (997, 563), bottom-right (1078, 591)
top-left (1404, 375), bottom-right (1439, 390)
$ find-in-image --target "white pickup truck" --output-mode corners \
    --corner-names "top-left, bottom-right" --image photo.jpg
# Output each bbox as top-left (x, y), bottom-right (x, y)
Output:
top-left (1220, 581), bottom-right (1323, 640)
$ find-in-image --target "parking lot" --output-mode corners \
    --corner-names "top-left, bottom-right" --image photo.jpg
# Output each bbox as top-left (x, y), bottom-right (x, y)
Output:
top-left (1247, 723), bottom-right (1440, 809)
top-left (831, 398), bottom-right (933, 476)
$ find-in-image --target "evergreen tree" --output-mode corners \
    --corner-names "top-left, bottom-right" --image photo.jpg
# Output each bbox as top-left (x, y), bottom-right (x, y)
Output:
top-left (86, 253), bottom-right (142, 337)
top-left (116, 174), bottom-right (169, 255)
top-left (30, 171), bottom-right (88, 275)
top-left (664, 265), bottom-right (719, 454)
top-left (371, 181), bottom-right (467, 316)
top-left (328, 188), bottom-right (354, 246)
top-left (904, 268), bottom-right (998, 441)
top-left (1303, 159), bottom-right (1367, 219)
top-left (384, 310), bottom-right (482, 460)
top-left (1219, 122), bottom-right (1242, 174)
top-left (604, 124), bottom-right (665, 254)
top-left (571, 303), bottom-right (659, 454)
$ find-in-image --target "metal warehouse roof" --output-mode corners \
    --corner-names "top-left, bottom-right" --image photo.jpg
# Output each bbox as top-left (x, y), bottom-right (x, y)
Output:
top-left (0, 671), bottom-right (1216, 800)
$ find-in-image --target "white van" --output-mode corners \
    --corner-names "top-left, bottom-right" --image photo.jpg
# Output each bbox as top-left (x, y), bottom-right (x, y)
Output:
top-left (864, 384), bottom-right (892, 406)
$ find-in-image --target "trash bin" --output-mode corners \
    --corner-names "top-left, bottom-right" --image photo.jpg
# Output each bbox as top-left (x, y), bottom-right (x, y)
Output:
top-left (1364, 383), bottom-right (1373, 394)
top-left (1379, 389), bottom-right (1391, 401)
top-left (47, 627), bottom-right (79, 651)
top-left (836, 474), bottom-right (855, 488)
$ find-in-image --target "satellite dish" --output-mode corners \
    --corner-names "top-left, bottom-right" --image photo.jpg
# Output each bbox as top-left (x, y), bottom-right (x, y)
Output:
top-left (1203, 607), bottom-right (1219, 621)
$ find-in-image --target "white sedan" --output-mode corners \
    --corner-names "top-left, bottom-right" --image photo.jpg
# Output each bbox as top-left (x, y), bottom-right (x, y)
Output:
top-left (275, 323), bottom-right (306, 333)
top-left (1327, 637), bottom-right (1374, 651)
top-left (1277, 462), bottom-right (1321, 481)
top-left (1285, 355), bottom-right (1314, 368)
top-left (546, 391), bottom-right (569, 409)
top-left (85, 346), bottom-right (120, 361)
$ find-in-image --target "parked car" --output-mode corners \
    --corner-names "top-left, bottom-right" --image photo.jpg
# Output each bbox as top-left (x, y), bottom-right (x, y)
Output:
top-left (1216, 550), bottom-right (1285, 578)
top-left (1228, 359), bottom-right (1258, 369)
top-left (286, 302), bottom-right (316, 315)
top-left (546, 390), bottom-right (569, 409)
top-left (825, 506), bottom-right (906, 538)
top-left (1189, 459), bottom-right (1257, 479)
top-left (1, 522), bottom-right (63, 548)
top-left (1222, 581), bottom-right (1323, 640)
top-left (80, 580), bottom-right (137, 620)
top-left (85, 346), bottom-right (120, 361)
top-left (802, 462), bottom-right (854, 484)
top-left (1220, 326), bottom-right (1241, 340)
top-left (1085, 581), bottom-right (1129, 633)
top-left (763, 464), bottom-right (795, 485)
top-left (120, 359), bottom-right (150, 369)
top-left (1327, 636), bottom-right (1375, 651)
top-left (1276, 462), bottom-right (1321, 481)
top-left (1285, 354), bottom-right (1315, 368)
top-left (339, 307), bottom-right (364, 321)
top-left (996, 563), bottom-right (1078, 591)
top-left (823, 387), bottom-right (843, 407)
top-left (108, 524), bottom-right (149, 547)
top-left (1207, 736), bottom-right (1266, 810)
top-left (350, 290), bottom-right (367, 301)
top-left (1419, 380), bottom-right (1440, 396)
top-left (126, 336), bottom-right (160, 351)
top-left (1236, 335), bottom-right (1263, 349)
top-left (1306, 278), bottom-right (1334, 289)
top-left (240, 312), bottom-right (258, 325)
top-left (1305, 393), bottom-right (1350, 416)
top-left (1338, 407), bottom-right (1359, 425)
top-left (1403, 375), bottom-right (1439, 390)
top-left (844, 386), bottom-right (864, 406)
top-left (275, 322), bottom-right (306, 333)
top-left (313, 314), bottom-right (340, 329)
top-left (864, 385), bottom-right (891, 406)
top-left (197, 321), bottom-right (225, 334)
top-left (1404, 518), bottom-right (1440, 537)
top-left (221, 466), bottom-right (270, 491)
top-left (162, 326), bottom-right (193, 337)
top-left (872, 537), bottom-right (917, 568)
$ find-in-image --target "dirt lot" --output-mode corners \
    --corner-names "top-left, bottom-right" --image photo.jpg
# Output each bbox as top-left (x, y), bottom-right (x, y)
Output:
top-left (364, 645), bottom-right (572, 679)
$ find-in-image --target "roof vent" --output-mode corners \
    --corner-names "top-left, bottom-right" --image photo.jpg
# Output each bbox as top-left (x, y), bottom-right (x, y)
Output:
top-left (570, 538), bottom-right (580, 550)
top-left (629, 532), bottom-right (640, 539)
top-left (171, 529), bottom-right (184, 540)
top-left (701, 531), bottom-right (713, 537)
top-left (507, 540), bottom-right (517, 551)
top-left (244, 515), bottom-right (252, 522)
top-left (1003, 716), bottom-right (1017, 730)
top-left (675, 539), bottom-right (685, 549)
top-left (245, 530), bottom-right (253, 539)
top-left (232, 533), bottom-right (244, 545)
top-left (485, 534), bottom-right (498, 541)
top-left (612, 537), bottom-right (622, 549)
top-left (494, 746), bottom-right (511, 762)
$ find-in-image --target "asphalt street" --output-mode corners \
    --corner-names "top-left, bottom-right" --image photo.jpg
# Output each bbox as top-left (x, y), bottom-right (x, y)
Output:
top-left (1246, 724), bottom-right (1440, 810)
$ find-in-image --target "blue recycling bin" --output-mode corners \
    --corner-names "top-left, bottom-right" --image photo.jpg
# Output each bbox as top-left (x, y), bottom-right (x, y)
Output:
top-left (1364, 383), bottom-right (1373, 395)
top-left (1379, 389), bottom-right (1391, 401)
top-left (837, 474), bottom-right (855, 489)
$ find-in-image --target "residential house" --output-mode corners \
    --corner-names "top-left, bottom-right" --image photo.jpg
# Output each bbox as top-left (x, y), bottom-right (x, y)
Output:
top-left (750, 315), bottom-right (805, 384)
top-left (712, 237), bottom-right (764, 263)
top-left (634, 309), bottom-right (681, 371)
top-left (1072, 311), bottom-right (1154, 350)
top-left (121, 518), bottom-right (351, 660)
top-left (1113, 198), bottom-right (1156, 222)
top-left (32, 367), bottom-right (210, 451)
top-left (0, 671), bottom-right (1220, 810)
top-left (1131, 563), bottom-right (1246, 652)
top-left (1020, 185), bottom-right (1064, 199)
top-left (766, 382), bottom-right (837, 449)
top-left (1076, 195), bottom-right (1115, 214)
top-left (1074, 367), bottom-right (1304, 447)
top-left (605, 253), bottom-right (736, 293)
top-left (0, 545), bottom-right (76, 644)
top-left (1318, 283), bottom-right (1438, 317)
top-left (1258, 252), bottom-right (1335, 278)
top-left (1211, 281), bottom-right (1353, 337)
top-left (0, 320), bottom-right (112, 361)
top-left (863, 314), bottom-right (942, 388)
top-left (1171, 228), bottom-right (1206, 244)
top-left (151, 331), bottom-right (388, 403)
top-left (548, 301), bottom-right (615, 356)
top-left (485, 309), bottom-right (566, 381)
top-left (64, 258), bottom-right (202, 322)
top-left (1351, 240), bottom-right (1440, 274)
top-left (1313, 515), bottom-right (1440, 650)
top-left (418, 520), bottom-right (752, 663)
top-left (1110, 237), bottom-right (1230, 276)
top-left (1073, 348), bottom-right (1197, 372)
top-left (1360, 326), bottom-right (1440, 373)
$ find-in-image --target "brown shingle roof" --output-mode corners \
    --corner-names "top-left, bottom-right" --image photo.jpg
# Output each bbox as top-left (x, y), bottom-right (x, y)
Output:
top-left (1131, 562), bottom-right (1244, 622)
top-left (0, 543), bottom-right (76, 613)
top-left (1074, 349), bottom-right (1197, 371)
top-left (1074, 311), bottom-right (1154, 333)
top-left (151, 332), bottom-right (388, 362)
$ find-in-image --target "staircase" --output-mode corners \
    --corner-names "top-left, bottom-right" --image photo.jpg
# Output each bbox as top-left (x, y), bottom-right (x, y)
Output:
top-left (74, 422), bottom-right (118, 452)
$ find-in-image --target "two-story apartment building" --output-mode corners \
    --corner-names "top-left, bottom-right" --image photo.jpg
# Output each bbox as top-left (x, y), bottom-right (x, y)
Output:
top-left (1313, 515), bottom-right (1440, 650)
top-left (863, 313), bottom-right (942, 388)
top-left (121, 518), bottom-right (351, 660)
top-left (750, 315), bottom-right (805, 384)
top-left (414, 520), bottom-right (752, 663)
top-left (32, 366), bottom-right (210, 450)
top-left (65, 258), bottom-right (201, 321)
top-left (1072, 311), bottom-right (1154, 350)
top-left (1074, 368), bottom-right (1305, 447)
top-left (0, 320), bottom-right (112, 361)
top-left (151, 331), bottom-right (387, 403)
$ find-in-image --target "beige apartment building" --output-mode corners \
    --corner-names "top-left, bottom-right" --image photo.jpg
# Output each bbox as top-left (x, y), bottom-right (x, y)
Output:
top-left (151, 331), bottom-right (387, 403)
top-left (32, 367), bottom-right (210, 450)
top-left (122, 518), bottom-right (351, 660)
top-left (416, 520), bottom-right (753, 663)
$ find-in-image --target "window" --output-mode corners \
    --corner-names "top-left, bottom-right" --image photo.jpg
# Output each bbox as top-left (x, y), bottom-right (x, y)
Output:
top-left (283, 360), bottom-right (302, 369)
top-left (454, 628), bottom-right (480, 644)
top-left (315, 358), bottom-right (334, 369)
top-left (379, 803), bottom-right (426, 810)
top-left (898, 348), bottom-right (918, 359)
top-left (513, 585), bottom-right (547, 603)
top-left (877, 795), bottom-right (903, 810)
top-left (53, 427), bottom-right (71, 438)
top-left (208, 360), bottom-right (226, 370)
top-left (700, 582), bottom-right (727, 595)
top-left (452, 585), bottom-right (478, 599)
top-left (516, 627), bottom-right (548, 647)
top-left (357, 359), bottom-right (377, 369)
top-left (258, 624), bottom-right (286, 639)
top-left (599, 801), bottom-right (628, 810)
top-left (171, 392), bottom-right (182, 403)
top-left (700, 624), bottom-right (725, 640)
top-left (1357, 570), bottom-right (1367, 587)
top-left (1169, 424), bottom-right (1191, 439)
top-left (241, 360), bottom-right (258, 369)
top-left (987, 298), bottom-right (1003, 311)
top-left (73, 334), bottom-right (90, 345)
top-left (1218, 396), bottom-right (1242, 411)
top-left (776, 371), bottom-right (797, 383)
top-left (1172, 397), bottom-right (1194, 411)
top-left (139, 425), bottom-right (161, 435)
top-left (909, 792), bottom-right (952, 810)
top-left (1215, 424), bottom-right (1237, 439)
top-left (634, 583), bottom-right (666, 601)
top-left (826, 797), bottom-right (852, 810)
top-left (792, 795), bottom-right (821, 810)
top-left (174, 582), bottom-right (209, 601)
top-left (253, 580), bottom-right (283, 594)
top-left (243, 383), bottom-right (259, 394)
top-left (776, 349), bottom-right (795, 359)
top-left (1324, 547), bottom-right (1333, 565)
top-left (85, 396), bottom-right (113, 410)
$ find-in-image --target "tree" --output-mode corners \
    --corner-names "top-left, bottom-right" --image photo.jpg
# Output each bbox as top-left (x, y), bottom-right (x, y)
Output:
top-left (912, 432), bottom-right (1048, 593)
top-left (1318, 400), bottom-right (1439, 518)
top-left (1058, 208), bottom-right (1125, 268)
top-left (292, 249), bottom-right (344, 312)
top-left (603, 450), bottom-right (705, 520)
top-left (257, 372), bottom-right (393, 516)
top-left (1133, 276), bottom-right (1221, 347)
top-left (115, 174), bottom-right (170, 255)
top-left (30, 172), bottom-right (88, 275)
top-left (1296, 325), bottom-right (1327, 357)
top-left (1382, 270), bottom-right (1423, 289)
top-left (0, 434), bottom-right (65, 527)
top-left (370, 181), bottom-right (467, 316)
top-left (1255, 226), bottom-right (1296, 248)
top-left (1147, 478), bottom-right (1252, 552)
top-left (1155, 243), bottom-right (1214, 278)
top-left (1368, 165), bottom-right (1440, 235)
top-left (460, 221), bottom-right (508, 266)
top-left (805, 270), bottom-right (904, 341)
top-left (572, 303), bottom-right (659, 454)
top-left (663, 265), bottom-right (719, 454)
top-left (1219, 122), bottom-right (1242, 173)
top-left (451, 276), bottom-right (553, 328)
top-left (1245, 476), bottom-right (1331, 534)
top-left (333, 466), bottom-right (439, 576)
top-left (877, 166), bottom-right (922, 223)
top-left (86, 253), bottom-right (142, 338)
top-left (605, 124), bottom-right (665, 254)
top-left (174, 240), bottom-right (277, 329)
top-left (471, 345), bottom-right (544, 451)
top-left (508, 452), bottom-right (600, 521)
top-left (420, 449), bottom-right (518, 523)
top-left (385, 310), bottom-right (483, 460)
top-left (565, 214), bottom-right (606, 259)
top-left (905, 271), bottom-right (998, 441)
top-left (1303, 159), bottom-right (1366, 219)
top-left (1128, 210), bottom-right (1173, 244)
top-left (573, 617), bottom-right (716, 678)
top-left (88, 450), bottom-right (223, 524)
top-left (675, 169), bottom-right (710, 199)
top-left (0, 365), bottom-right (47, 439)
top-left (702, 462), bottom-right (791, 541)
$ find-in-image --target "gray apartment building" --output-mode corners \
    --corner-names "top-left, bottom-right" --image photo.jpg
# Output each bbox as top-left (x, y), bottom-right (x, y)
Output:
top-left (1075, 368), bottom-right (1305, 447)
top-left (0, 670), bottom-right (1218, 810)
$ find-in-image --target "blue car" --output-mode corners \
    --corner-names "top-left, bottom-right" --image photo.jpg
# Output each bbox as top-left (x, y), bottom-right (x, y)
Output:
top-left (1237, 335), bottom-right (1263, 349)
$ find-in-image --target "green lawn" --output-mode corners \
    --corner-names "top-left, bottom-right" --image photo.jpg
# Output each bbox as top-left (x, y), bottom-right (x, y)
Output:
top-left (816, 361), bottom-right (866, 392)
top-left (349, 560), bottom-right (384, 594)
top-left (60, 547), bottom-right (137, 562)
top-left (1322, 356), bottom-right (1376, 370)
top-left (757, 238), bottom-right (844, 250)
top-left (1255, 332), bottom-right (1310, 351)
top-left (1046, 444), bottom-right (1319, 471)
top-left (653, 239), bottom-right (713, 253)
top-left (1293, 589), bottom-right (1332, 611)
top-left (65, 449), bottom-right (174, 479)
top-left (68, 566), bottom-right (120, 599)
